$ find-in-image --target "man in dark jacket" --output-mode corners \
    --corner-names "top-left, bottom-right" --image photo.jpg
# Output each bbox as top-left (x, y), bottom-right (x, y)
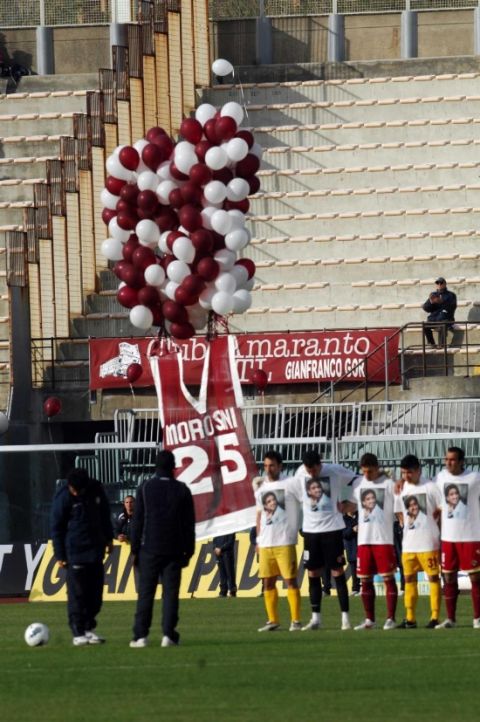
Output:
top-left (213, 534), bottom-right (237, 597)
top-left (51, 468), bottom-right (113, 646)
top-left (422, 277), bottom-right (457, 347)
top-left (130, 449), bottom-right (195, 648)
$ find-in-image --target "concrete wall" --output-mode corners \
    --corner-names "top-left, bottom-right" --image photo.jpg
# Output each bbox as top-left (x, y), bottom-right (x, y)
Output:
top-left (344, 13), bottom-right (401, 61)
top-left (418, 10), bottom-right (473, 58)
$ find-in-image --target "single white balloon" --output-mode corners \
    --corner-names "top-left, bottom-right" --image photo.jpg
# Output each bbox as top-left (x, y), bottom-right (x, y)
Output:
top-left (225, 227), bottom-right (250, 252)
top-left (100, 188), bottom-right (119, 210)
top-left (211, 291), bottom-right (234, 316)
top-left (165, 280), bottom-right (180, 300)
top-left (195, 103), bottom-right (217, 126)
top-left (214, 248), bottom-right (236, 271)
top-left (212, 58), bottom-right (234, 77)
top-left (220, 101), bottom-right (244, 125)
top-left (215, 272), bottom-right (237, 294)
top-left (136, 219), bottom-right (160, 245)
top-left (226, 137), bottom-right (249, 163)
top-left (157, 179), bottom-right (178, 205)
top-left (108, 216), bottom-right (131, 243)
top-left (167, 260), bottom-right (190, 284)
top-left (211, 209), bottom-right (232, 236)
top-left (204, 180), bottom-right (227, 205)
top-left (173, 237), bottom-right (195, 264)
top-left (144, 264), bottom-right (166, 286)
top-left (137, 170), bottom-right (160, 192)
top-left (130, 305), bottom-right (153, 330)
top-left (106, 154), bottom-right (135, 182)
top-left (232, 289), bottom-right (252, 313)
top-left (226, 177), bottom-right (250, 202)
top-left (205, 146), bottom-right (228, 171)
top-left (101, 237), bottom-right (124, 261)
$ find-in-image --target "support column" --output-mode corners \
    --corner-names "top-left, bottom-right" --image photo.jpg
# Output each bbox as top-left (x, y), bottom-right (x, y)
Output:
top-left (474, 8), bottom-right (480, 55)
top-left (36, 26), bottom-right (55, 75)
top-left (255, 13), bottom-right (273, 65)
top-left (401, 10), bottom-right (418, 59)
top-left (328, 14), bottom-right (345, 63)
top-left (110, 22), bottom-right (128, 65)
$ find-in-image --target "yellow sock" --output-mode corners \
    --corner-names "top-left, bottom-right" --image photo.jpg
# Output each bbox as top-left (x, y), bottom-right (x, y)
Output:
top-left (287, 587), bottom-right (301, 622)
top-left (404, 581), bottom-right (418, 622)
top-left (429, 579), bottom-right (441, 620)
top-left (264, 588), bottom-right (279, 624)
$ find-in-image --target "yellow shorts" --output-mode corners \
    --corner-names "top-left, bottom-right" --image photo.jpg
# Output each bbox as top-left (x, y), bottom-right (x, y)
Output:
top-left (402, 550), bottom-right (440, 577)
top-left (259, 545), bottom-right (298, 580)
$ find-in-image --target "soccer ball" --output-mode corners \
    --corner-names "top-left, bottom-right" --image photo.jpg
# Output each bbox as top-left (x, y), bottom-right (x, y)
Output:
top-left (24, 622), bottom-right (49, 647)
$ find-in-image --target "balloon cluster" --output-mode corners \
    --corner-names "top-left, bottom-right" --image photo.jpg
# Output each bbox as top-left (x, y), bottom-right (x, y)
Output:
top-left (100, 64), bottom-right (260, 341)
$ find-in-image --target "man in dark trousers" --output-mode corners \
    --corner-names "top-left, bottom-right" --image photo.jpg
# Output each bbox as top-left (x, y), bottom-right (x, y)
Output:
top-left (51, 468), bottom-right (114, 646)
top-left (130, 450), bottom-right (196, 648)
top-left (422, 276), bottom-right (457, 348)
top-left (213, 534), bottom-right (237, 597)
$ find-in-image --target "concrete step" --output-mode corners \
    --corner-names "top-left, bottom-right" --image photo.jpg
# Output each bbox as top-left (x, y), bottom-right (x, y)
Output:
top-left (0, 114), bottom-right (75, 137)
top-left (254, 117), bottom-right (480, 148)
top-left (0, 90), bottom-right (89, 115)
top-left (17, 74), bottom-right (98, 93)
top-left (0, 158), bottom-right (52, 181)
top-left (85, 292), bottom-right (122, 315)
top-left (200, 73), bottom-right (480, 105)
top-left (0, 205), bottom-right (30, 225)
top-left (71, 314), bottom-right (147, 338)
top-left (0, 135), bottom-right (62, 159)
top-left (0, 180), bottom-right (42, 202)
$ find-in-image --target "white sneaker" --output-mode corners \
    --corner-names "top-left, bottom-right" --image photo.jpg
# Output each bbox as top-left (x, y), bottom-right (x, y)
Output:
top-left (129, 637), bottom-right (148, 648)
top-left (354, 619), bottom-right (376, 631)
top-left (473, 618), bottom-right (480, 629)
top-left (73, 635), bottom-right (89, 646)
top-left (258, 621), bottom-right (280, 632)
top-left (301, 620), bottom-right (321, 631)
top-left (161, 635), bottom-right (179, 647)
top-left (341, 619), bottom-right (352, 631)
top-left (383, 618), bottom-right (397, 631)
top-left (85, 631), bottom-right (105, 644)
top-left (289, 621), bottom-right (302, 632)
top-left (435, 619), bottom-right (456, 629)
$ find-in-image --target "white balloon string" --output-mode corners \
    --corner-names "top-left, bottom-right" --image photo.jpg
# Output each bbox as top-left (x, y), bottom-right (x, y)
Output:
top-left (47, 420), bottom-right (61, 478)
top-left (233, 69), bottom-right (248, 121)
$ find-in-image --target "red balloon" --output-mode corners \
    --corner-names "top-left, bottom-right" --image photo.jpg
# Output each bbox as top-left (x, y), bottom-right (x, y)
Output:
top-left (180, 118), bottom-right (203, 145)
top-left (119, 146), bottom-right (140, 171)
top-left (204, 118), bottom-right (218, 144)
top-left (137, 190), bottom-right (158, 212)
top-left (215, 116), bottom-right (237, 142)
top-left (160, 254), bottom-right (175, 271)
top-left (116, 210), bottom-right (138, 231)
top-left (117, 285), bottom-right (139, 308)
top-left (152, 134), bottom-right (174, 158)
top-left (235, 258), bottom-right (256, 279)
top-left (44, 396), bottom-right (62, 418)
top-left (162, 300), bottom-right (188, 323)
top-left (246, 175), bottom-right (261, 194)
top-left (182, 274), bottom-right (205, 296)
top-left (151, 304), bottom-right (164, 326)
top-left (146, 126), bottom-right (167, 142)
top-left (119, 263), bottom-right (145, 288)
top-left (168, 187), bottom-right (185, 209)
top-left (122, 235), bottom-right (140, 262)
top-left (142, 143), bottom-right (165, 171)
top-left (189, 163), bottom-right (212, 187)
top-left (212, 232), bottom-right (226, 251)
top-left (175, 286), bottom-right (198, 306)
top-left (212, 167), bottom-right (233, 185)
top-left (251, 369), bottom-right (268, 391)
top-left (190, 229), bottom-right (213, 254)
top-left (224, 199), bottom-right (250, 213)
top-left (126, 363), bottom-right (143, 384)
top-left (120, 183), bottom-right (140, 204)
top-left (116, 199), bottom-right (134, 213)
top-left (102, 208), bottom-right (117, 225)
top-left (106, 176), bottom-right (126, 195)
top-left (169, 162), bottom-right (189, 181)
top-left (197, 257), bottom-right (220, 282)
top-left (236, 153), bottom-right (260, 178)
top-left (236, 129), bottom-right (254, 149)
top-left (195, 140), bottom-right (213, 163)
top-left (132, 246), bottom-right (156, 271)
top-left (180, 182), bottom-right (203, 205)
top-left (138, 285), bottom-right (160, 307)
top-left (170, 321), bottom-right (195, 340)
top-left (154, 207), bottom-right (178, 232)
top-left (178, 204), bottom-right (202, 232)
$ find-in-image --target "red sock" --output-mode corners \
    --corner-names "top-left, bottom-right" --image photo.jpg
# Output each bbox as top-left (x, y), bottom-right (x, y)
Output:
top-left (361, 579), bottom-right (375, 621)
top-left (444, 580), bottom-right (458, 621)
top-left (471, 578), bottom-right (480, 619)
top-left (384, 577), bottom-right (398, 620)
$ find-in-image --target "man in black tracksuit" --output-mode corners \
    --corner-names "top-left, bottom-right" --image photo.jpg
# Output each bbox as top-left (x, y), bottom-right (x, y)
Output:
top-left (130, 450), bottom-right (196, 648)
top-left (51, 468), bottom-right (113, 646)
top-left (213, 534), bottom-right (237, 597)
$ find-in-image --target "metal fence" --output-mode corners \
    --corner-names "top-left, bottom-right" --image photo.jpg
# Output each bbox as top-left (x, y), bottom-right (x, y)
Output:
top-left (0, 0), bottom-right (134, 27)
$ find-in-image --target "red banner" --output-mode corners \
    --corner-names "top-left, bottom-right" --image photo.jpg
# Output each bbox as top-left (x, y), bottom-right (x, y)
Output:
top-left (89, 329), bottom-right (400, 390)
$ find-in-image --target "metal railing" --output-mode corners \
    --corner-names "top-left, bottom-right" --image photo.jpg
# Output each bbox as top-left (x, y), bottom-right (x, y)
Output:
top-left (0, 0), bottom-right (134, 27)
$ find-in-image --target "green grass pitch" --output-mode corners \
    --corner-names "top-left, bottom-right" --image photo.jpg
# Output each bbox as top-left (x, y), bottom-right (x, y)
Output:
top-left (2, 594), bottom-right (480, 722)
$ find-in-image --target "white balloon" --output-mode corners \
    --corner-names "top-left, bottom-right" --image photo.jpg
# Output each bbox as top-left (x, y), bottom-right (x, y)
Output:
top-left (244, 276), bottom-right (255, 291)
top-left (157, 179), bottom-right (178, 205)
top-left (205, 146), bottom-right (228, 171)
top-left (175, 141), bottom-right (196, 157)
top-left (201, 206), bottom-right (217, 230)
top-left (226, 177), bottom-right (250, 202)
top-left (173, 237), bottom-right (195, 264)
top-left (167, 260), bottom-right (190, 284)
top-left (214, 248), bottom-right (236, 271)
top-left (195, 103), bottom-right (217, 126)
top-left (0, 411), bottom-right (8, 435)
top-left (212, 58), bottom-right (234, 77)
top-left (212, 291), bottom-right (234, 316)
top-left (136, 219), bottom-right (160, 246)
top-left (251, 142), bottom-right (264, 159)
top-left (226, 137), bottom-right (249, 163)
top-left (228, 209), bottom-right (246, 229)
top-left (215, 272), bottom-right (237, 294)
top-left (130, 305), bottom-right (153, 330)
top-left (158, 230), bottom-right (170, 254)
top-left (157, 161), bottom-right (173, 181)
top-left (204, 180), bottom-right (227, 205)
top-left (211, 209), bottom-right (232, 236)
top-left (165, 280), bottom-right (180, 300)
top-left (232, 289), bottom-right (252, 313)
top-left (199, 285), bottom-right (217, 310)
top-left (100, 188), bottom-right (119, 210)
top-left (106, 154), bottom-right (135, 182)
top-left (134, 138), bottom-right (149, 154)
top-left (175, 151), bottom-right (196, 175)
top-left (225, 227), bottom-right (250, 252)
top-left (137, 170), bottom-right (160, 192)
top-left (188, 303), bottom-right (208, 330)
top-left (220, 101), bottom-right (244, 125)
top-left (101, 237), bottom-right (124, 261)
top-left (108, 216), bottom-right (131, 243)
top-left (144, 264), bottom-right (166, 286)
top-left (231, 263), bottom-right (249, 287)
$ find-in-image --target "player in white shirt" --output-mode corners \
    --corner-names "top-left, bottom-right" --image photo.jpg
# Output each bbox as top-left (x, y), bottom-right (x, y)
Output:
top-left (434, 447), bottom-right (480, 630)
top-left (394, 454), bottom-right (442, 629)
top-left (254, 450), bottom-right (301, 632)
top-left (343, 453), bottom-right (398, 631)
top-left (290, 450), bottom-right (358, 631)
